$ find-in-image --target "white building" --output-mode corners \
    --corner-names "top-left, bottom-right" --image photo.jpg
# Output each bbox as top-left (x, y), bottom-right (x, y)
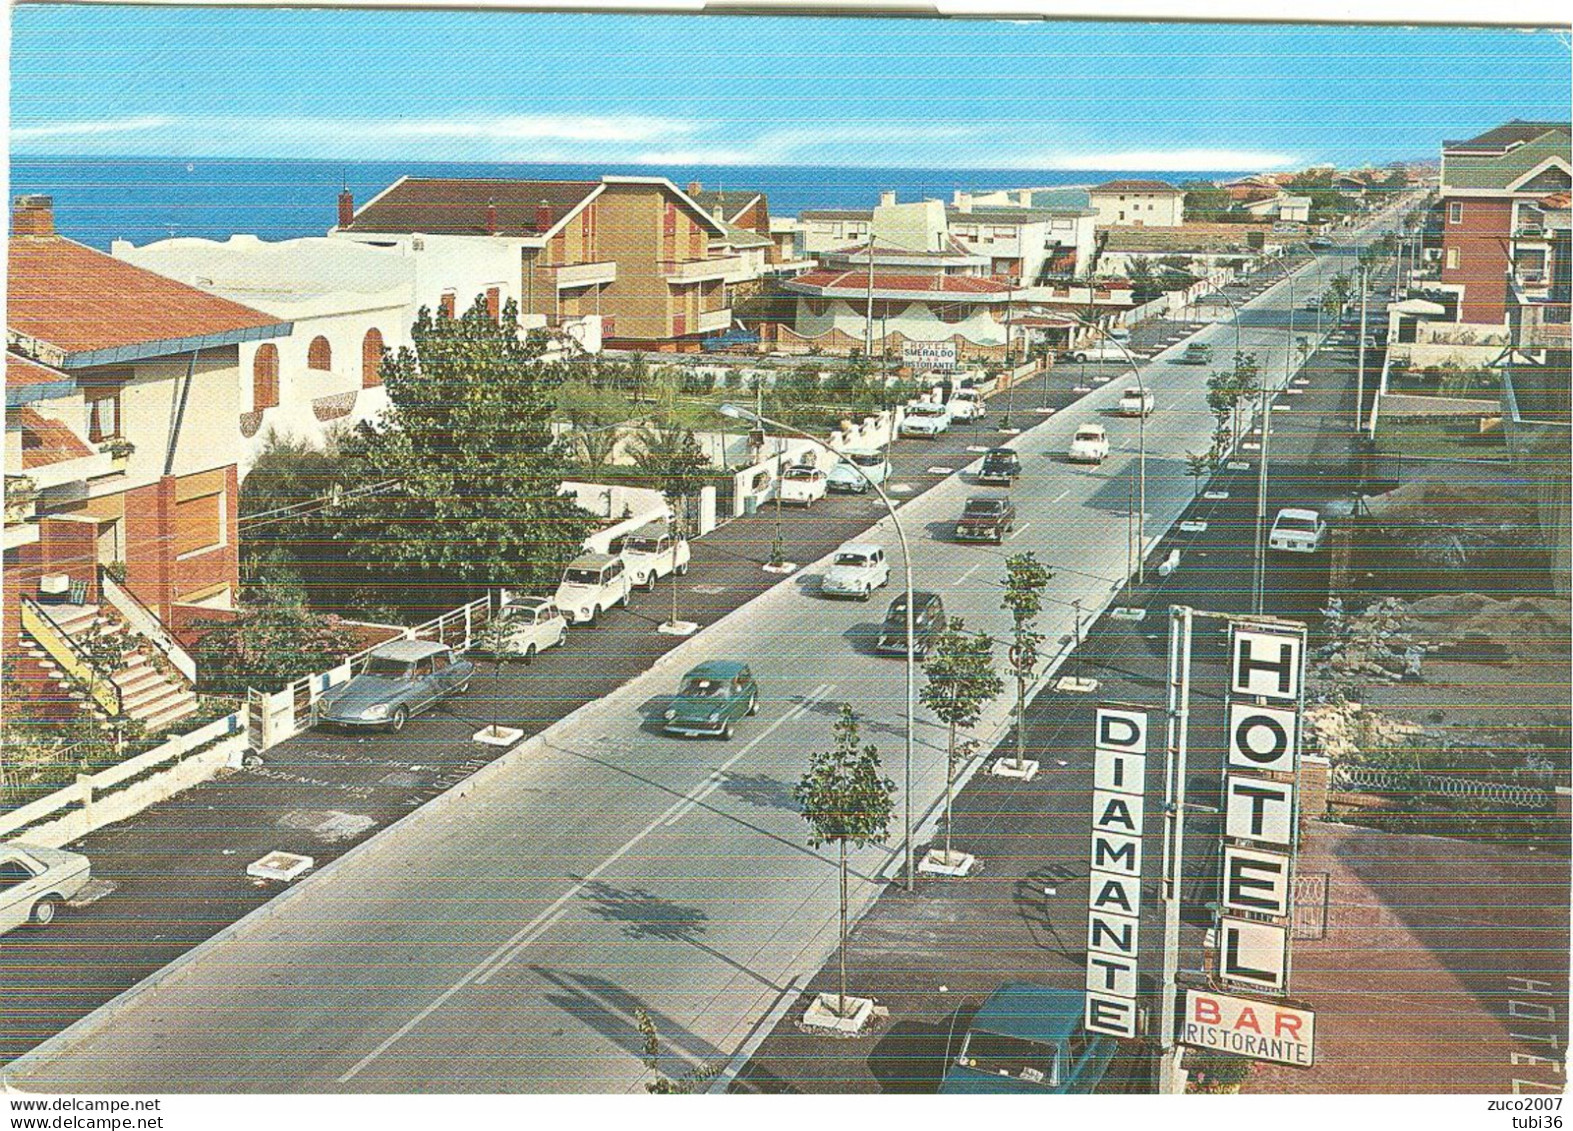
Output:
top-left (1087, 180), bottom-right (1187, 227)
top-left (1242, 194), bottom-right (1313, 224)
top-left (948, 192), bottom-right (1098, 282)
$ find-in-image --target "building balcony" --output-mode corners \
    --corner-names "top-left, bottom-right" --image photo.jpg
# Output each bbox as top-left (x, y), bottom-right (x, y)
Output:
top-left (25, 445), bottom-right (117, 491)
top-left (3, 518), bottom-right (40, 551)
top-left (548, 260), bottom-right (618, 289)
top-left (664, 255), bottom-right (748, 283)
top-left (695, 308), bottom-right (734, 334)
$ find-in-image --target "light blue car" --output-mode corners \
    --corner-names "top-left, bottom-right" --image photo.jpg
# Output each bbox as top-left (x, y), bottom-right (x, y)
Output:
top-left (316, 639), bottom-right (476, 733)
top-left (826, 447), bottom-right (892, 494)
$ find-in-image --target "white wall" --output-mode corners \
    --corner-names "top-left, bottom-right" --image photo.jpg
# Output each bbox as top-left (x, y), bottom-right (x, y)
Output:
top-left (1089, 190), bottom-right (1185, 227)
top-left (794, 296), bottom-right (1009, 347)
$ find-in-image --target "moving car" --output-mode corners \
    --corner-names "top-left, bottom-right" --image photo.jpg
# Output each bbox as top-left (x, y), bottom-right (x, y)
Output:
top-left (900, 401), bottom-right (951, 438)
top-left (939, 983), bottom-right (1117, 1094)
top-left (977, 448), bottom-right (1021, 486)
top-left (1068, 423), bottom-right (1110, 464)
top-left (1117, 387), bottom-right (1155, 417)
top-left (820, 541), bottom-right (890, 601)
top-left (620, 524), bottom-right (690, 591)
top-left (947, 388), bottom-right (986, 421)
top-left (0, 843), bottom-right (90, 933)
top-left (553, 552), bottom-right (632, 625)
top-left (955, 497), bottom-right (1016, 545)
top-left (317, 639), bottom-right (475, 732)
top-left (1268, 507), bottom-right (1328, 553)
top-left (1308, 235), bottom-right (1335, 249)
top-left (482, 593), bottom-right (568, 661)
top-left (826, 448), bottom-right (892, 494)
top-left (874, 591), bottom-right (946, 658)
top-left (779, 464), bottom-right (829, 508)
top-left (662, 660), bottom-right (759, 740)
top-left (1175, 342), bottom-right (1212, 365)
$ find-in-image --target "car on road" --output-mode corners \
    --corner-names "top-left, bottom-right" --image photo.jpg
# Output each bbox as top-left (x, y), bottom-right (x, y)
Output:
top-left (939, 983), bottom-right (1117, 1094)
top-left (954, 496), bottom-right (1016, 544)
top-left (553, 552), bottom-right (632, 625)
top-left (947, 388), bottom-right (986, 421)
top-left (620, 524), bottom-right (690, 591)
top-left (0, 843), bottom-right (90, 933)
top-left (1269, 507), bottom-right (1328, 553)
top-left (661, 660), bottom-right (759, 739)
top-left (1068, 423), bottom-right (1110, 464)
top-left (1174, 342), bottom-right (1212, 365)
top-left (778, 464), bottom-right (828, 508)
top-left (1308, 235), bottom-right (1335, 249)
top-left (1117, 387), bottom-right (1155, 417)
top-left (317, 639), bottom-right (476, 733)
top-left (826, 447), bottom-right (892, 494)
top-left (900, 401), bottom-right (951, 438)
top-left (482, 593), bottom-right (568, 662)
top-left (874, 591), bottom-right (946, 658)
top-left (820, 541), bottom-right (890, 601)
top-left (976, 447), bottom-right (1021, 486)
top-left (1063, 342), bottom-right (1129, 364)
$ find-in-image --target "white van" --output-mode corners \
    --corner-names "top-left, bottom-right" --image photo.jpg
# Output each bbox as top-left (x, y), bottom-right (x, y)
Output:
top-left (553, 553), bottom-right (632, 625)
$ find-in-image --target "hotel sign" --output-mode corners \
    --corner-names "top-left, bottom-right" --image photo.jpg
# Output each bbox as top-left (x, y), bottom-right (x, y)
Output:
top-left (902, 341), bottom-right (958, 372)
top-left (1085, 706), bottom-right (1148, 1040)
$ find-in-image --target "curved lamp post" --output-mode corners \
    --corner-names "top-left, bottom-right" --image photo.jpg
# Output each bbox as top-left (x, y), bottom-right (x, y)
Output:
top-left (1067, 317), bottom-right (1149, 587)
top-left (717, 402), bottom-right (918, 893)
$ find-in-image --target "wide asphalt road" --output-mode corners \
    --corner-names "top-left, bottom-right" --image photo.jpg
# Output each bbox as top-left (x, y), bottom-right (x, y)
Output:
top-left (1, 204), bottom-right (1415, 1093)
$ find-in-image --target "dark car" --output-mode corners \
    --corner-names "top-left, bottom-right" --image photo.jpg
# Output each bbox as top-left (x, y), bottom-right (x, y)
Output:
top-left (954, 497), bottom-right (1016, 545)
top-left (977, 448), bottom-right (1021, 486)
top-left (874, 591), bottom-right (945, 658)
top-left (939, 983), bottom-right (1117, 1094)
top-left (662, 660), bottom-right (759, 739)
top-left (1175, 342), bottom-right (1212, 365)
top-left (317, 639), bottom-right (476, 732)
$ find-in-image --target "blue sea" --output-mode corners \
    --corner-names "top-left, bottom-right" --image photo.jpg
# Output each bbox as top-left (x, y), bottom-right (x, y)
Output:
top-left (8, 156), bottom-right (1246, 251)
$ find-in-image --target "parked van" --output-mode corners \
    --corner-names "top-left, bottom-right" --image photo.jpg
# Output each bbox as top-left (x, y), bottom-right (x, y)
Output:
top-left (553, 553), bottom-right (632, 625)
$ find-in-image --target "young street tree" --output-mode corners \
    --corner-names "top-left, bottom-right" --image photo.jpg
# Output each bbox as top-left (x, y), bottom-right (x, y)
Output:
top-left (471, 609), bottom-right (525, 739)
top-left (631, 421), bottom-right (710, 631)
top-left (327, 296), bottom-right (594, 615)
top-left (919, 617), bottom-right (1003, 865)
top-left (1000, 552), bottom-right (1053, 773)
top-left (794, 705), bottom-right (896, 1020)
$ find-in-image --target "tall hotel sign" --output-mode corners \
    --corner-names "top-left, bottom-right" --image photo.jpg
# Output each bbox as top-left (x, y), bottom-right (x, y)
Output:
top-left (1085, 705), bottom-right (1149, 1039)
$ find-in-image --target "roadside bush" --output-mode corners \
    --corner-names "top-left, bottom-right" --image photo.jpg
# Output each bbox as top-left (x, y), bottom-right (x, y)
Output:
top-left (192, 586), bottom-right (358, 695)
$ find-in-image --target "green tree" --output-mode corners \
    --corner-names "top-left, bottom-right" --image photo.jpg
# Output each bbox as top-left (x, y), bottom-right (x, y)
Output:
top-left (1127, 259), bottom-right (1163, 304)
top-left (328, 296), bottom-right (595, 612)
top-left (192, 582), bottom-right (358, 696)
top-left (919, 618), bottom-right (1003, 863)
top-left (794, 705), bottom-right (896, 1019)
top-left (1001, 553), bottom-right (1052, 772)
top-left (1182, 181), bottom-right (1234, 223)
top-left (470, 607), bottom-right (526, 737)
top-left (1185, 449), bottom-right (1215, 498)
top-left (630, 421), bottom-right (711, 628)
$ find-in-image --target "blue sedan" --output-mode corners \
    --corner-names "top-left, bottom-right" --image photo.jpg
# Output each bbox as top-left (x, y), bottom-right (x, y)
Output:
top-left (317, 639), bottom-right (476, 732)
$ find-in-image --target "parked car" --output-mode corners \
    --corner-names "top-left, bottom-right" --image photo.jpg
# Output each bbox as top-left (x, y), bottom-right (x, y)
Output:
top-left (661, 660), bottom-right (759, 740)
top-left (1269, 507), bottom-right (1328, 553)
top-left (900, 401), bottom-right (951, 438)
top-left (482, 593), bottom-right (568, 662)
top-left (977, 447), bottom-right (1021, 486)
top-left (1308, 235), bottom-right (1335, 249)
top-left (553, 552), bottom-right (632, 625)
top-left (1175, 342), bottom-right (1212, 365)
top-left (947, 388), bottom-right (987, 421)
top-left (620, 524), bottom-right (691, 591)
top-left (779, 464), bottom-right (829, 508)
top-left (938, 983), bottom-right (1117, 1094)
top-left (0, 843), bottom-right (90, 933)
top-left (826, 448), bottom-right (892, 494)
top-left (317, 639), bottom-right (476, 732)
top-left (874, 591), bottom-right (946, 658)
top-left (820, 541), bottom-right (890, 601)
top-left (955, 496), bottom-right (1016, 545)
top-left (1063, 343), bottom-right (1129, 364)
top-left (1068, 424), bottom-right (1110, 464)
top-left (1117, 387), bottom-right (1155, 417)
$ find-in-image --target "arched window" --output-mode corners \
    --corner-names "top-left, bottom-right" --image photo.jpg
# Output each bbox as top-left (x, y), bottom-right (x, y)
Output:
top-left (307, 336), bottom-right (332, 371)
top-left (361, 329), bottom-right (384, 389)
top-left (253, 344), bottom-right (280, 410)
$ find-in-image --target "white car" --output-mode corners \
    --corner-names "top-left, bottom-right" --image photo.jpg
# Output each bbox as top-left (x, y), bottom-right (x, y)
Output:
top-left (1068, 424), bottom-right (1111, 464)
top-left (826, 448), bottom-right (892, 494)
top-left (553, 552), bottom-right (632, 625)
top-left (946, 388), bottom-right (986, 421)
top-left (1, 842), bottom-right (90, 933)
top-left (1118, 387), bottom-right (1155, 417)
top-left (1269, 507), bottom-right (1328, 554)
top-left (820, 541), bottom-right (890, 601)
top-left (1064, 343), bottom-right (1130, 364)
top-left (900, 401), bottom-right (951, 438)
top-left (484, 594), bottom-right (568, 661)
top-left (779, 464), bottom-right (828, 508)
top-left (620, 525), bottom-right (691, 590)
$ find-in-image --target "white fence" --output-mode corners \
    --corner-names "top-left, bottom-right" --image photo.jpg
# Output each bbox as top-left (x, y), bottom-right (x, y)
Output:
top-left (0, 711), bottom-right (248, 848)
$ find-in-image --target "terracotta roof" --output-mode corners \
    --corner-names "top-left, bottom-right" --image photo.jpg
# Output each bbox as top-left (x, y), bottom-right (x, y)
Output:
top-left (343, 176), bottom-right (601, 237)
top-left (7, 236), bottom-right (286, 364)
top-left (6, 351), bottom-right (72, 390)
top-left (788, 270), bottom-right (1014, 296)
top-left (17, 407), bottom-right (94, 470)
top-left (1539, 191), bottom-right (1571, 209)
top-left (1093, 179), bottom-right (1181, 194)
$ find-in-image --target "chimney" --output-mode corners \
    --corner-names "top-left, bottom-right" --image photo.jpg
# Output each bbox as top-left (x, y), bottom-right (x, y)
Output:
top-left (337, 188), bottom-right (355, 228)
top-left (535, 199), bottom-right (553, 233)
top-left (688, 181), bottom-right (703, 195)
top-left (879, 191), bottom-right (897, 208)
top-left (12, 195), bottom-right (54, 238)
top-left (486, 199), bottom-right (499, 236)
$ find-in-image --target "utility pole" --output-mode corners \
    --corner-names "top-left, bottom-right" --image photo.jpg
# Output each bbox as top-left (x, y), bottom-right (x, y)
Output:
top-left (1156, 604), bottom-right (1194, 1093)
top-left (1355, 264), bottom-right (1369, 433)
top-left (1252, 274), bottom-right (1292, 616)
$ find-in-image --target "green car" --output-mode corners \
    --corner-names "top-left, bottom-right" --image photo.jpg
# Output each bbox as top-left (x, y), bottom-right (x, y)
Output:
top-left (662, 661), bottom-right (759, 739)
top-left (939, 984), bottom-right (1117, 1094)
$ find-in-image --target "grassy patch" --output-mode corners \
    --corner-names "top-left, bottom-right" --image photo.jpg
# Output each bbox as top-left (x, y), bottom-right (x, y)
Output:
top-left (1376, 416), bottom-right (1509, 462)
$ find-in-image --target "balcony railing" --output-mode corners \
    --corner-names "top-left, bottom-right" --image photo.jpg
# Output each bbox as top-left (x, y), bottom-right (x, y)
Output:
top-left (695, 308), bottom-right (733, 334)
top-left (547, 260), bottom-right (618, 289)
top-left (664, 255), bottom-right (748, 282)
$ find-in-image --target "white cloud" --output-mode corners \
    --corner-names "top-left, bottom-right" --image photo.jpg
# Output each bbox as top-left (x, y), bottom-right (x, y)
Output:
top-left (256, 114), bottom-right (696, 145)
top-left (12, 116), bottom-right (172, 139)
top-left (1042, 148), bottom-right (1300, 172)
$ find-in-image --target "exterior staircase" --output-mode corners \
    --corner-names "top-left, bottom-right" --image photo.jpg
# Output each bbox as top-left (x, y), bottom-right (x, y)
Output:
top-left (22, 603), bottom-right (200, 733)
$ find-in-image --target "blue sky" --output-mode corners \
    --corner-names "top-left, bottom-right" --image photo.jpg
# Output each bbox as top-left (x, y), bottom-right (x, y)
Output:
top-left (9, 8), bottom-right (1570, 170)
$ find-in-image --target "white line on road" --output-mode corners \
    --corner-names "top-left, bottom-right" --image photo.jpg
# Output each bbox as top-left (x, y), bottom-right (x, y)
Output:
top-left (1008, 521), bottom-right (1033, 541)
top-left (338, 680), bottom-right (834, 1083)
top-left (1051, 489), bottom-right (1070, 504)
top-left (954, 563), bottom-right (981, 586)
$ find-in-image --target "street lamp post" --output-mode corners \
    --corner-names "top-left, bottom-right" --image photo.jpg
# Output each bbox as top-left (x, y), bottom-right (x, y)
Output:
top-left (1251, 273), bottom-right (1294, 616)
top-left (718, 403), bottom-right (919, 892)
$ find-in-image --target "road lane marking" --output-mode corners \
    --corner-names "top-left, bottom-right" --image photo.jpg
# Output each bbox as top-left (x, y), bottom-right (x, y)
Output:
top-left (1051, 488), bottom-right (1070, 504)
top-left (1008, 521), bottom-right (1032, 541)
top-left (954, 563), bottom-right (981, 585)
top-left (338, 681), bottom-right (834, 1081)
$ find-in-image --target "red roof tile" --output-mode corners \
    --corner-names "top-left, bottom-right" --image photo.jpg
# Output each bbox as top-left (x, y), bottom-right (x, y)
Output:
top-left (6, 352), bottom-right (72, 390)
top-left (344, 177), bottom-right (602, 237)
top-left (1094, 179), bottom-right (1181, 194)
top-left (8, 237), bottom-right (283, 360)
top-left (17, 407), bottom-right (94, 469)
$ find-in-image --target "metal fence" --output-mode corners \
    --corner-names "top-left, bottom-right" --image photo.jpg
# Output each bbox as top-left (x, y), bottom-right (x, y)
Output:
top-left (1333, 764), bottom-right (1552, 811)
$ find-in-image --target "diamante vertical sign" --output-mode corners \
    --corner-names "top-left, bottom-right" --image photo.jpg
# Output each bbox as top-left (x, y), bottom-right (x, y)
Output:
top-left (1086, 706), bottom-right (1148, 1039)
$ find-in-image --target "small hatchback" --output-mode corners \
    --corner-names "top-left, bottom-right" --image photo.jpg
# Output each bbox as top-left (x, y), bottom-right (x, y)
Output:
top-left (554, 552), bottom-right (633, 625)
top-left (939, 983), bottom-right (1116, 1094)
top-left (977, 448), bottom-right (1021, 486)
top-left (0, 843), bottom-right (91, 934)
top-left (663, 661), bottom-right (759, 739)
top-left (875, 591), bottom-right (946, 658)
top-left (483, 593), bottom-right (568, 662)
